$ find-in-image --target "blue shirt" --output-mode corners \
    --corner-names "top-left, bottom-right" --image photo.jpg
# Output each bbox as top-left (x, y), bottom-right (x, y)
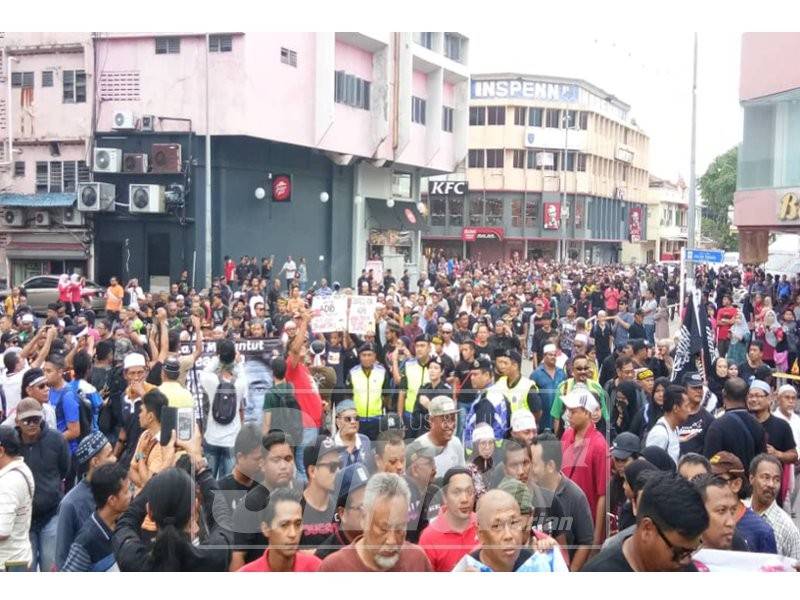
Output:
top-left (55, 478), bottom-right (96, 568)
top-left (530, 364), bottom-right (566, 432)
top-left (50, 384), bottom-right (80, 454)
top-left (736, 506), bottom-right (778, 554)
top-left (61, 512), bottom-right (117, 572)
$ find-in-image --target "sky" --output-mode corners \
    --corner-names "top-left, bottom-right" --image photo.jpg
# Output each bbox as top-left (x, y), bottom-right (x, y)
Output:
top-left (467, 31), bottom-right (743, 183)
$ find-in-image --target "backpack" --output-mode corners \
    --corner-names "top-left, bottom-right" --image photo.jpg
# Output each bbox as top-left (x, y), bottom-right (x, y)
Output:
top-left (55, 385), bottom-right (93, 441)
top-left (211, 375), bottom-right (238, 425)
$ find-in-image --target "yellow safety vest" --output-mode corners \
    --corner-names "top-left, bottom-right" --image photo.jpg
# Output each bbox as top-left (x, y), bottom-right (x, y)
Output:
top-left (403, 360), bottom-right (430, 413)
top-left (349, 365), bottom-right (386, 418)
top-left (494, 376), bottom-right (538, 414)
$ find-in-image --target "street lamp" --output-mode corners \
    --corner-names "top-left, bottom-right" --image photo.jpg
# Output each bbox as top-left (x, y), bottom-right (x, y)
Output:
top-left (560, 111), bottom-right (576, 262)
top-left (254, 187), bottom-right (266, 200)
top-left (320, 191), bottom-right (330, 203)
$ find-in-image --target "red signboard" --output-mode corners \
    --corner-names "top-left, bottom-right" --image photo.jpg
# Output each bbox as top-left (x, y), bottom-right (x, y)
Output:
top-left (271, 174), bottom-right (292, 202)
top-left (461, 227), bottom-right (505, 242)
top-left (629, 207), bottom-right (642, 242)
top-left (543, 203), bottom-right (561, 230)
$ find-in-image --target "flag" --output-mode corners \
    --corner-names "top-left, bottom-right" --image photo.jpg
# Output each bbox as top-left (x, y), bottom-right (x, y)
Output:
top-left (671, 291), bottom-right (718, 385)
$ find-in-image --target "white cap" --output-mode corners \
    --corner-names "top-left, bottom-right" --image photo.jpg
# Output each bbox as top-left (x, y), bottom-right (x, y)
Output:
top-left (472, 423), bottom-right (496, 444)
top-left (21, 314), bottom-right (34, 324)
top-left (778, 384), bottom-right (797, 396)
top-left (542, 343), bottom-right (557, 354)
top-left (562, 385), bottom-right (600, 413)
top-left (123, 353), bottom-right (146, 370)
top-left (511, 409), bottom-right (537, 433)
top-left (750, 380), bottom-right (771, 395)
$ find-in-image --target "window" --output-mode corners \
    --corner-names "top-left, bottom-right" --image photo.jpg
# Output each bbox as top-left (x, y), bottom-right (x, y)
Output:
top-left (579, 111), bottom-right (588, 130)
top-left (487, 106), bottom-right (505, 126)
top-left (442, 106), bottom-right (454, 132)
top-left (280, 47), bottom-right (298, 67)
top-left (444, 33), bottom-right (463, 62)
top-left (77, 160), bottom-right (90, 183)
top-left (469, 195), bottom-right (484, 225)
top-left (155, 37), bottom-right (180, 54)
top-left (577, 154), bottom-right (587, 172)
top-left (13, 162), bottom-right (25, 177)
top-left (545, 108), bottom-right (561, 128)
top-left (11, 72), bottom-right (33, 88)
top-left (564, 110), bottom-right (577, 128)
top-left (448, 196), bottom-right (464, 226)
top-left (528, 107), bottom-right (543, 127)
top-left (35, 162), bottom-right (48, 193)
top-left (49, 161), bottom-right (62, 193)
top-left (417, 32), bottom-right (434, 49)
top-left (209, 34), bottom-right (232, 52)
top-left (392, 172), bottom-right (412, 199)
top-left (430, 197), bottom-right (446, 226)
top-left (513, 149), bottom-right (525, 169)
top-left (514, 107), bottom-right (527, 126)
top-left (41, 71), bottom-right (53, 87)
top-left (412, 96), bottom-right (427, 125)
top-left (62, 70), bottom-right (86, 103)
top-left (525, 197), bottom-right (538, 227)
top-left (565, 151), bottom-right (576, 172)
top-left (334, 71), bottom-right (370, 110)
top-left (62, 161), bottom-right (76, 193)
top-left (468, 149), bottom-right (484, 168)
top-left (469, 106), bottom-right (485, 126)
top-left (485, 149), bottom-right (504, 168)
top-left (511, 198), bottom-right (523, 227)
top-left (485, 198), bottom-right (503, 226)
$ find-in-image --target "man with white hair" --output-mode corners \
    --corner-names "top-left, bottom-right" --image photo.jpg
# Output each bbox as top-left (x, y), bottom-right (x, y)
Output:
top-left (773, 384), bottom-right (800, 515)
top-left (318, 473), bottom-right (432, 571)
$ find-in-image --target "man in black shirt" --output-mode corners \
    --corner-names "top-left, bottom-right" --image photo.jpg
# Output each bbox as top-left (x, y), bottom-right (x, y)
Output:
top-left (747, 381), bottom-right (798, 472)
top-left (628, 310), bottom-right (647, 342)
top-left (317, 463), bottom-right (370, 560)
top-left (216, 425), bottom-right (263, 514)
top-left (299, 436), bottom-right (339, 549)
top-left (738, 340), bottom-right (766, 383)
top-left (704, 377), bottom-right (766, 475)
top-left (583, 472), bottom-right (707, 571)
top-left (677, 373), bottom-right (715, 456)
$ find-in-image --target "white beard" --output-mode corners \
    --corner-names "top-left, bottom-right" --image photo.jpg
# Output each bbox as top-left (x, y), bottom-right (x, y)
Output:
top-left (373, 552), bottom-right (400, 570)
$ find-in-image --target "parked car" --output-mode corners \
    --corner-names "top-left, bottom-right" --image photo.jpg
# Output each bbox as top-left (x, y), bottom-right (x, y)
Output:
top-left (0, 275), bottom-right (106, 316)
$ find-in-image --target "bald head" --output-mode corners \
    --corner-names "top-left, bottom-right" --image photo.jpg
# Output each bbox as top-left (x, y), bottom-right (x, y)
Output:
top-left (477, 489), bottom-right (519, 528)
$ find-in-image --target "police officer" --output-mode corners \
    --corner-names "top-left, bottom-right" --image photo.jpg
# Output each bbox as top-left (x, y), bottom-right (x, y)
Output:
top-left (397, 334), bottom-right (432, 432)
top-left (346, 342), bottom-right (387, 441)
top-left (493, 348), bottom-right (543, 426)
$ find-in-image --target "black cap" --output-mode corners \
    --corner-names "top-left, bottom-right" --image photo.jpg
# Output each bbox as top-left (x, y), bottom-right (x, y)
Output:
top-left (358, 342), bottom-right (376, 355)
top-left (414, 333), bottom-right (431, 344)
top-left (1, 332), bottom-right (19, 346)
top-left (163, 356), bottom-right (181, 377)
top-left (333, 463), bottom-right (370, 508)
top-left (302, 435), bottom-right (340, 469)
top-left (499, 348), bottom-right (522, 365)
top-left (610, 432), bottom-right (641, 459)
top-left (378, 412), bottom-right (404, 433)
top-left (682, 372), bottom-right (704, 388)
top-left (0, 425), bottom-right (22, 456)
top-left (472, 356), bottom-right (493, 372)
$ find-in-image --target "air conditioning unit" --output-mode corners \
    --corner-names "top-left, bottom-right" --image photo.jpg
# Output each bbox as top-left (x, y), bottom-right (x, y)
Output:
top-left (93, 147), bottom-right (123, 173)
top-left (140, 114), bottom-right (156, 132)
top-left (32, 210), bottom-right (50, 227)
top-left (123, 153), bottom-right (149, 174)
top-left (77, 182), bottom-right (116, 212)
top-left (62, 206), bottom-right (85, 226)
top-left (150, 143), bottom-right (181, 173)
top-left (112, 109), bottom-right (136, 130)
top-left (3, 209), bottom-right (25, 227)
top-left (129, 184), bottom-right (165, 213)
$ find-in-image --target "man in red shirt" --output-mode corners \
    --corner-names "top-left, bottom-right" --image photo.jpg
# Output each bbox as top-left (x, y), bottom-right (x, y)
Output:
top-left (224, 255), bottom-right (236, 288)
top-left (284, 308), bottom-right (323, 482)
top-left (560, 385), bottom-right (609, 547)
top-left (418, 467), bottom-right (478, 571)
top-left (238, 488), bottom-right (322, 572)
top-left (715, 295), bottom-right (737, 358)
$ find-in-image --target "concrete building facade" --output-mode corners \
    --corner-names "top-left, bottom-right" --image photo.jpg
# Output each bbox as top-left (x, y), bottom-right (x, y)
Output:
top-left (422, 73), bottom-right (650, 264)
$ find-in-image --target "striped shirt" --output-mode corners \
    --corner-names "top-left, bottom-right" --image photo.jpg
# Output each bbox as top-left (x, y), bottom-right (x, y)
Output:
top-left (745, 499), bottom-right (800, 560)
top-left (61, 513), bottom-right (118, 572)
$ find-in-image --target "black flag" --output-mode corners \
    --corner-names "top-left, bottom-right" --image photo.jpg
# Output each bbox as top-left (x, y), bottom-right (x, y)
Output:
top-left (671, 292), bottom-right (718, 385)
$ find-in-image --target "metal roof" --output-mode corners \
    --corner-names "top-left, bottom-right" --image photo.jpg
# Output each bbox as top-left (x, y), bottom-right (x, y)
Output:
top-left (0, 193), bottom-right (76, 208)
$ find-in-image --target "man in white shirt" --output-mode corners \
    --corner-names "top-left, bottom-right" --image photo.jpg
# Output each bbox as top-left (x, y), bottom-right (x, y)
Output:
top-left (0, 425), bottom-right (34, 571)
top-left (645, 384), bottom-right (691, 466)
top-left (440, 323), bottom-right (460, 364)
top-left (640, 289), bottom-right (658, 346)
top-left (280, 256), bottom-right (297, 289)
top-left (774, 384), bottom-right (800, 517)
top-left (407, 396), bottom-right (465, 475)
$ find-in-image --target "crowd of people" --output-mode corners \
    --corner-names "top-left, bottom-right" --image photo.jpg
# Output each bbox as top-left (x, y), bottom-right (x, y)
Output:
top-left (1, 253), bottom-right (800, 572)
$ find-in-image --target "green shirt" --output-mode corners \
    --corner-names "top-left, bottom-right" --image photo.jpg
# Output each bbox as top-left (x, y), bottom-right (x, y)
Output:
top-left (550, 378), bottom-right (610, 422)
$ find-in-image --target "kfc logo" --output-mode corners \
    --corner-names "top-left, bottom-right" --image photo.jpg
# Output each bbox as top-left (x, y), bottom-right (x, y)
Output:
top-left (543, 202), bottom-right (561, 230)
top-left (427, 181), bottom-right (468, 196)
top-left (272, 174), bottom-right (292, 202)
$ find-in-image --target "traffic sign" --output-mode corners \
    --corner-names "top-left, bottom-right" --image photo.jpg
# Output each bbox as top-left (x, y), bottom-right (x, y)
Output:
top-left (686, 248), bottom-right (725, 263)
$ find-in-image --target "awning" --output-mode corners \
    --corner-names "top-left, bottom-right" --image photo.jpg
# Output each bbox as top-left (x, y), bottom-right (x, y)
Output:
top-left (0, 192), bottom-right (76, 208)
top-left (5, 241), bottom-right (87, 260)
top-left (366, 198), bottom-right (425, 232)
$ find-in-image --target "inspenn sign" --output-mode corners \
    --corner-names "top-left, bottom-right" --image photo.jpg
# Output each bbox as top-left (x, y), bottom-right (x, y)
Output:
top-left (471, 79), bottom-right (579, 102)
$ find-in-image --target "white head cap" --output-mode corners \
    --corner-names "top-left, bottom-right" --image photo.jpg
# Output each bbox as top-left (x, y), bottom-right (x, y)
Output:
top-left (778, 384), bottom-right (797, 396)
top-left (511, 409), bottom-right (537, 433)
top-left (472, 423), bottom-right (496, 444)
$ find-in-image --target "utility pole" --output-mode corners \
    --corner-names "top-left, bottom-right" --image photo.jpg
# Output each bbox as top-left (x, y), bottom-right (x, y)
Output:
top-left (204, 33), bottom-right (212, 290)
top-left (685, 33), bottom-right (699, 294)
top-left (561, 111), bottom-right (570, 262)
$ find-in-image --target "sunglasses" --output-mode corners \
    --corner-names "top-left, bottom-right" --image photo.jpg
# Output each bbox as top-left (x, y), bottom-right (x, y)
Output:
top-left (21, 416), bottom-right (42, 426)
top-left (338, 416), bottom-right (358, 423)
top-left (316, 461), bottom-right (341, 473)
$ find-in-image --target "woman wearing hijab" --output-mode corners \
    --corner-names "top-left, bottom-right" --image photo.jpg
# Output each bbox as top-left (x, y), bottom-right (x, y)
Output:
top-left (654, 297), bottom-right (670, 341)
top-left (706, 357), bottom-right (728, 416)
top-left (611, 380), bottom-right (640, 439)
top-left (629, 377), bottom-right (669, 439)
top-left (727, 311), bottom-right (750, 366)
top-left (756, 308), bottom-right (784, 368)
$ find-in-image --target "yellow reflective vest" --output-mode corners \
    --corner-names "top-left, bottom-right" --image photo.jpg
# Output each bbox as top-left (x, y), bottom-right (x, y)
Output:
top-left (402, 359), bottom-right (430, 413)
top-left (349, 364), bottom-right (387, 418)
top-left (493, 376), bottom-right (539, 414)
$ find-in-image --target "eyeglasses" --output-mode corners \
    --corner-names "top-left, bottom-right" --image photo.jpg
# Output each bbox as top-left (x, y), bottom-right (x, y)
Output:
top-left (316, 461), bottom-right (341, 473)
top-left (650, 518), bottom-right (697, 563)
top-left (21, 416), bottom-right (42, 426)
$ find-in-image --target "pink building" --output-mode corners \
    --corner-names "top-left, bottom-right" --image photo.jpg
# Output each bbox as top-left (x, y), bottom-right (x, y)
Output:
top-left (734, 32), bottom-right (800, 264)
top-left (0, 32), bottom-right (469, 288)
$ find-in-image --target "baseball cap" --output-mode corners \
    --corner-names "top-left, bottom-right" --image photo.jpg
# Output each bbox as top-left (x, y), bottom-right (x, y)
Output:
top-left (471, 356), bottom-right (493, 372)
top-left (562, 385), bottom-right (600, 413)
top-left (682, 372), bottom-right (704, 388)
top-left (405, 440), bottom-right (437, 466)
top-left (0, 332), bottom-right (19, 346)
top-left (123, 352), bottom-right (146, 371)
top-left (302, 435), bottom-right (340, 469)
top-left (429, 396), bottom-right (458, 417)
top-left (414, 333), bottom-right (431, 344)
top-left (16, 398), bottom-right (43, 420)
top-left (0, 425), bottom-right (23, 456)
top-left (510, 409), bottom-right (537, 433)
top-left (333, 463), bottom-right (370, 508)
top-left (378, 412), bottom-right (404, 433)
top-left (497, 477), bottom-right (534, 515)
top-left (499, 348), bottom-right (521, 365)
top-left (709, 451), bottom-right (745, 477)
top-left (610, 432), bottom-right (641, 460)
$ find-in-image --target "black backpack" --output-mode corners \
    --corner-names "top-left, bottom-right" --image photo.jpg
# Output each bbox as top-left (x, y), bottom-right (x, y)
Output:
top-left (211, 376), bottom-right (238, 425)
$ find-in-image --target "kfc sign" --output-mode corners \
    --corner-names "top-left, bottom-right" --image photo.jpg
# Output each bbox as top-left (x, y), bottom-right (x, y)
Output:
top-left (543, 203), bottom-right (561, 230)
top-left (462, 227), bottom-right (504, 242)
top-left (428, 181), bottom-right (468, 196)
top-left (272, 174), bottom-right (292, 202)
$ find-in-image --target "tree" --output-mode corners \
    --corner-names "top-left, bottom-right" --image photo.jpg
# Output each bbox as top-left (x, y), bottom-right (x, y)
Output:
top-left (698, 146), bottom-right (738, 251)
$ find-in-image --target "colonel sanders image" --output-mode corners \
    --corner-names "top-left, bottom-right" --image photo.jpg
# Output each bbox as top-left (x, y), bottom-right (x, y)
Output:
top-left (544, 203), bottom-right (560, 230)
top-left (630, 209), bottom-right (641, 242)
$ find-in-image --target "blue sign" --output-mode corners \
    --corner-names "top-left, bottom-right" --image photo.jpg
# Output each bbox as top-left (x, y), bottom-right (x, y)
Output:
top-left (471, 79), bottom-right (579, 102)
top-left (686, 249), bottom-right (725, 263)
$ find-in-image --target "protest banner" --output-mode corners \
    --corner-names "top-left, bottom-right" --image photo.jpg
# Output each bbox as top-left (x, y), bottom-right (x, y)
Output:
top-left (365, 259), bottom-right (384, 284)
top-left (348, 295), bottom-right (377, 335)
top-left (310, 296), bottom-right (348, 333)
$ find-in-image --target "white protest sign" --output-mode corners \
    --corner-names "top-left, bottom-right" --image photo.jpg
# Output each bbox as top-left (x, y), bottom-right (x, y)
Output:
top-left (310, 296), bottom-right (348, 333)
top-left (348, 295), bottom-right (377, 336)
top-left (365, 260), bottom-right (384, 284)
